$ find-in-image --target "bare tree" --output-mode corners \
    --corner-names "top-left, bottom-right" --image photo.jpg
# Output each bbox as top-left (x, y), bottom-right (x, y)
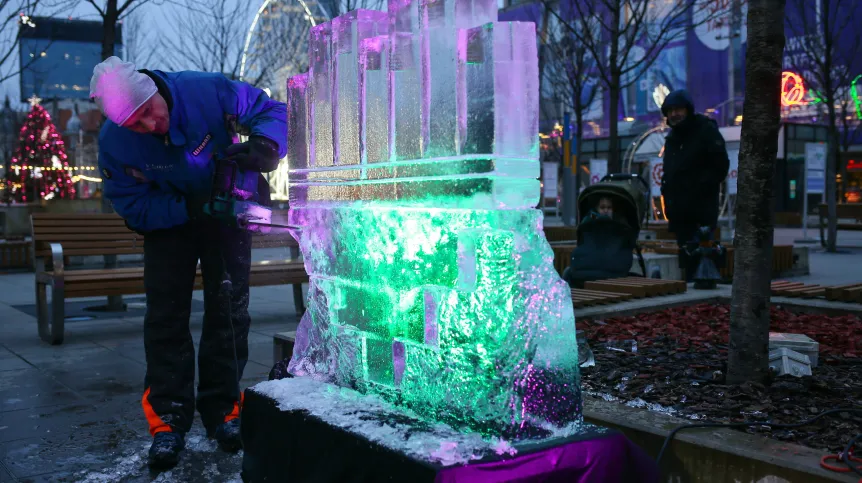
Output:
top-left (785, 0), bottom-right (862, 252)
top-left (727, 0), bottom-right (785, 384)
top-left (121, 9), bottom-right (157, 67)
top-left (73, 0), bottom-right (156, 61)
top-left (548, 0), bottom-right (723, 172)
top-left (539, 2), bottom-right (599, 223)
top-left (0, 0), bottom-right (67, 85)
top-left (159, 0), bottom-right (252, 78)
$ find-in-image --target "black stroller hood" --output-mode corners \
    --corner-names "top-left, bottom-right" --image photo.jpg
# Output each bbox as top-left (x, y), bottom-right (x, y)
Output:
top-left (577, 173), bottom-right (650, 235)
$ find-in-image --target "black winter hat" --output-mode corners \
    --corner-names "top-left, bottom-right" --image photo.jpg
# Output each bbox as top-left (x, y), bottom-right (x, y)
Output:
top-left (661, 89), bottom-right (695, 116)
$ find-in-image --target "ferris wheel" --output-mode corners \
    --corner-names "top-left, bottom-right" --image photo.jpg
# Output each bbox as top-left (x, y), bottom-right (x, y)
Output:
top-left (240, 0), bottom-right (331, 200)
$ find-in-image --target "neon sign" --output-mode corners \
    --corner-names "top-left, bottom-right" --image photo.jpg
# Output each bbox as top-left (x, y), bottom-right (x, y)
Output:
top-left (781, 71), bottom-right (807, 107)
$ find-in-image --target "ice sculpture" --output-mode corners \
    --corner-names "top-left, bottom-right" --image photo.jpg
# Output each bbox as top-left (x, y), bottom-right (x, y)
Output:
top-left (286, 0), bottom-right (581, 438)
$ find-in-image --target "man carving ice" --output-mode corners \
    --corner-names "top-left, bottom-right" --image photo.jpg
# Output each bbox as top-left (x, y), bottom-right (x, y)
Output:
top-left (90, 56), bottom-right (286, 468)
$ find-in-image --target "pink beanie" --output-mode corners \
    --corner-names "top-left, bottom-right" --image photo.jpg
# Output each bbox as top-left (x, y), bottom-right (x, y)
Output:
top-left (89, 56), bottom-right (157, 126)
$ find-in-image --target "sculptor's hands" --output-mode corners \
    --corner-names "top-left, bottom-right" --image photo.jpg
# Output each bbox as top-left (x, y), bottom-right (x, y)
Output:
top-left (225, 136), bottom-right (281, 173)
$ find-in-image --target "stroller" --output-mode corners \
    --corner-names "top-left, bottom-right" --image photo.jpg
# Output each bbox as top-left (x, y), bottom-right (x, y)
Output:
top-left (563, 173), bottom-right (650, 289)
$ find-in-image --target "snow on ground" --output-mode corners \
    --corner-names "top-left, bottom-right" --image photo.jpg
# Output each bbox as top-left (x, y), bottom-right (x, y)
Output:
top-left (74, 426), bottom-right (243, 482)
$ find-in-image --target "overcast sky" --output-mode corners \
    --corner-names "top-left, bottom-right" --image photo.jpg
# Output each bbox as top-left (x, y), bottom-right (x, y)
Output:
top-left (0, 0), bottom-right (259, 108)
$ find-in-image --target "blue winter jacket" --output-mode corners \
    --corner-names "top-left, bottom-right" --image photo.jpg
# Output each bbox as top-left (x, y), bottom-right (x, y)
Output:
top-left (97, 70), bottom-right (287, 232)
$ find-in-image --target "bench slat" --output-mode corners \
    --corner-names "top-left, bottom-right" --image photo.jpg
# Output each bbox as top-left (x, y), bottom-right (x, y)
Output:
top-left (42, 260), bottom-right (305, 283)
top-left (34, 227), bottom-right (137, 235)
top-left (32, 213), bottom-right (125, 220)
top-left (36, 248), bottom-right (145, 257)
top-left (33, 219), bottom-right (128, 227)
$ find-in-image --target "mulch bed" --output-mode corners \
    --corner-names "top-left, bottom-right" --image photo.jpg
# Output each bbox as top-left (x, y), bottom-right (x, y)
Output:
top-left (579, 303), bottom-right (862, 453)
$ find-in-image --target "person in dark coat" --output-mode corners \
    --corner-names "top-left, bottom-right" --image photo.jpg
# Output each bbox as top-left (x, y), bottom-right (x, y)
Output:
top-left (660, 90), bottom-right (729, 278)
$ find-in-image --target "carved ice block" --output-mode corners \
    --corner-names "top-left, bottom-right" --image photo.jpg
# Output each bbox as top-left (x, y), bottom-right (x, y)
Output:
top-left (286, 74), bottom-right (309, 170)
top-left (390, 0), bottom-right (420, 34)
top-left (389, 32), bottom-right (424, 160)
top-left (309, 23), bottom-right (334, 167)
top-left (333, 10), bottom-right (388, 166)
top-left (422, 0), bottom-right (496, 29)
top-left (463, 22), bottom-right (539, 157)
top-left (286, 0), bottom-right (580, 439)
top-left (360, 35), bottom-right (391, 164)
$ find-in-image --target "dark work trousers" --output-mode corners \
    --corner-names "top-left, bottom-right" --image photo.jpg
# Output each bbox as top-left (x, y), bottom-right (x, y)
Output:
top-left (141, 220), bottom-right (252, 436)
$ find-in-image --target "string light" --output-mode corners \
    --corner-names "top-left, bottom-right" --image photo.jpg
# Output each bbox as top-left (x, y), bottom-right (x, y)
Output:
top-left (5, 97), bottom-right (76, 201)
top-left (72, 175), bottom-right (102, 183)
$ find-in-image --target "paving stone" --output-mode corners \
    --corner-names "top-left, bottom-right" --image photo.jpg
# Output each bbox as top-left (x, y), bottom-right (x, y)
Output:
top-left (0, 370), bottom-right (83, 412)
top-left (43, 360), bottom-right (144, 402)
top-left (0, 463), bottom-right (15, 482)
top-left (0, 426), bottom-right (140, 478)
top-left (6, 345), bottom-right (110, 369)
top-left (0, 349), bottom-right (31, 373)
top-left (0, 403), bottom-right (111, 444)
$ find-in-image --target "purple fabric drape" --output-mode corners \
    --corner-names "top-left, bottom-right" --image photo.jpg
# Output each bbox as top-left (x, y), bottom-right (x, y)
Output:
top-left (435, 431), bottom-right (659, 483)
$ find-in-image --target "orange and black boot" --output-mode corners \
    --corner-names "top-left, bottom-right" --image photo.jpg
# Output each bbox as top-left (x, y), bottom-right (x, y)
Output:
top-left (212, 419), bottom-right (242, 453)
top-left (148, 431), bottom-right (185, 469)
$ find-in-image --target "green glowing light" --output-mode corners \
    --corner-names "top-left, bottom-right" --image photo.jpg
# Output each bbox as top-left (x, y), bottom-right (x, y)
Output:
top-left (851, 75), bottom-right (862, 120)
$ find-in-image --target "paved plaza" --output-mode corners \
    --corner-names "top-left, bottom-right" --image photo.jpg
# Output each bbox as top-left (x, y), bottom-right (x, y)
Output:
top-left (0, 228), bottom-right (860, 481)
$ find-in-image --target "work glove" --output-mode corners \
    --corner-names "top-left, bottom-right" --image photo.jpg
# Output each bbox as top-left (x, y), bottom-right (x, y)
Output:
top-left (225, 136), bottom-right (281, 173)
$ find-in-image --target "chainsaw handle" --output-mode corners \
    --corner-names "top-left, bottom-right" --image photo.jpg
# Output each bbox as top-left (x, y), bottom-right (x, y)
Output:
top-left (212, 158), bottom-right (238, 196)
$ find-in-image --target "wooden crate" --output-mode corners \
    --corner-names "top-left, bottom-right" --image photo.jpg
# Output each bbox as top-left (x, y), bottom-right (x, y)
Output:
top-left (825, 283), bottom-right (862, 303)
top-left (584, 277), bottom-right (687, 299)
top-left (771, 281), bottom-right (862, 303)
top-left (571, 288), bottom-right (632, 308)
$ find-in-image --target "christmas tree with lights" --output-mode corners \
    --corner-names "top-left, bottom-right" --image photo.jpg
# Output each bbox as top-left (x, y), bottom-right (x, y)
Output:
top-left (5, 95), bottom-right (75, 202)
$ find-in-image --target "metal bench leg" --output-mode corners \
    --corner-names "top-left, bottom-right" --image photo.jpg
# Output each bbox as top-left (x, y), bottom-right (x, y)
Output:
top-left (36, 280), bottom-right (49, 342)
top-left (50, 281), bottom-right (66, 345)
top-left (36, 279), bottom-right (65, 345)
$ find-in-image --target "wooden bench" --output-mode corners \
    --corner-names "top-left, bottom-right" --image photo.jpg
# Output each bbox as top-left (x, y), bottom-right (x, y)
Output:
top-left (31, 213), bottom-right (308, 345)
top-left (544, 226), bottom-right (578, 244)
top-left (1, 238), bottom-right (31, 270)
top-left (818, 203), bottom-right (862, 247)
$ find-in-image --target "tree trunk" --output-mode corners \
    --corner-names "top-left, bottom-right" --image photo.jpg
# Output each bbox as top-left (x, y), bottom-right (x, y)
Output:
top-left (820, 0), bottom-right (838, 253)
top-left (726, 0), bottom-right (785, 385)
top-left (607, 5), bottom-right (621, 174)
top-left (607, 82), bottom-right (620, 173)
top-left (101, 0), bottom-right (119, 61)
top-left (825, 118), bottom-right (839, 253)
top-left (574, 110), bottom-right (584, 222)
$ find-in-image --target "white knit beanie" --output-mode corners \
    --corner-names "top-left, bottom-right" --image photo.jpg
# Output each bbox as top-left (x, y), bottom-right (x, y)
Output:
top-left (89, 56), bottom-right (157, 126)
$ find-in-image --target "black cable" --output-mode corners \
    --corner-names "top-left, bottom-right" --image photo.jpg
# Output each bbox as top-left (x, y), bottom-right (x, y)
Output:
top-left (656, 408), bottom-right (862, 466)
top-left (841, 433), bottom-right (862, 477)
top-left (220, 253), bottom-right (242, 406)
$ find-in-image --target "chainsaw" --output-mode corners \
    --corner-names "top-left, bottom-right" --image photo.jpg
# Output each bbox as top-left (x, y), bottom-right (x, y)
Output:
top-left (203, 156), bottom-right (295, 235)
